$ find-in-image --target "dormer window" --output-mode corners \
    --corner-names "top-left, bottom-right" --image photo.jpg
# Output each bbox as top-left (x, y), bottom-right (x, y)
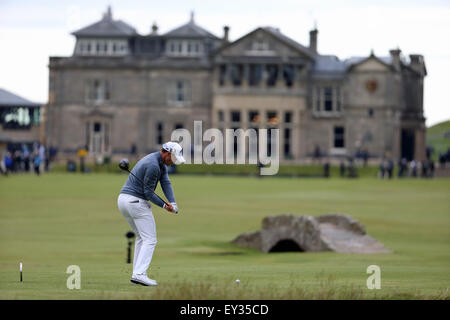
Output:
top-left (75, 38), bottom-right (128, 56)
top-left (166, 40), bottom-right (203, 57)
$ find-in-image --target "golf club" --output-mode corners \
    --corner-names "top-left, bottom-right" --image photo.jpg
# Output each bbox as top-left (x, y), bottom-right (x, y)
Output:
top-left (118, 158), bottom-right (177, 213)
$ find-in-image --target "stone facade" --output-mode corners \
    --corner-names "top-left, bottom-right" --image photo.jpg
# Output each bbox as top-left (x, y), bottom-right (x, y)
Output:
top-left (46, 8), bottom-right (427, 163)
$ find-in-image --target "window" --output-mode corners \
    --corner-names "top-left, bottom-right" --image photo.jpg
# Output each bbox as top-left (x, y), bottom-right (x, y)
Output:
top-left (252, 39), bottom-right (269, 51)
top-left (167, 80), bottom-right (191, 106)
top-left (284, 128), bottom-right (291, 157)
top-left (218, 110), bottom-right (224, 122)
top-left (315, 86), bottom-right (343, 114)
top-left (267, 111), bottom-right (278, 125)
top-left (230, 64), bottom-right (243, 86)
top-left (231, 111), bottom-right (241, 123)
top-left (86, 79), bottom-right (110, 104)
top-left (336, 87), bottom-right (341, 111)
top-left (315, 87), bottom-right (321, 111)
top-left (157, 122), bottom-right (163, 144)
top-left (324, 87), bottom-right (333, 111)
top-left (334, 127), bottom-right (345, 148)
top-left (285, 112), bottom-right (292, 123)
top-left (1, 107), bottom-right (40, 129)
top-left (249, 64), bottom-right (263, 86)
top-left (266, 65), bottom-right (278, 87)
top-left (249, 111), bottom-right (260, 124)
top-left (219, 65), bottom-right (226, 86)
top-left (176, 81), bottom-right (184, 101)
top-left (283, 65), bottom-right (295, 87)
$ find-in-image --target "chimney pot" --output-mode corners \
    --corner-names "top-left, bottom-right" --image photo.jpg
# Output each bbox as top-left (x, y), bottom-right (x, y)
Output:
top-left (309, 28), bottom-right (318, 53)
top-left (223, 26), bottom-right (230, 43)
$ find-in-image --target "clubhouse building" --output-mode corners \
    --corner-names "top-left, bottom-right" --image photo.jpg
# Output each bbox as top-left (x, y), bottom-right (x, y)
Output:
top-left (46, 7), bottom-right (427, 163)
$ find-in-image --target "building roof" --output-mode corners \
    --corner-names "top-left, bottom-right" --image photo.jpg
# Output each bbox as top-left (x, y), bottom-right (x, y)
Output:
top-left (262, 27), bottom-right (316, 59)
top-left (313, 55), bottom-right (347, 73)
top-left (343, 55), bottom-right (393, 68)
top-left (71, 6), bottom-right (137, 37)
top-left (163, 12), bottom-right (219, 39)
top-left (215, 26), bottom-right (316, 60)
top-left (0, 88), bottom-right (41, 107)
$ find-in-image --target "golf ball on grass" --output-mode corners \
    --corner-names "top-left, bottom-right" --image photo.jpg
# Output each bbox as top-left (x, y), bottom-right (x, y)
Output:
top-left (236, 279), bottom-right (240, 284)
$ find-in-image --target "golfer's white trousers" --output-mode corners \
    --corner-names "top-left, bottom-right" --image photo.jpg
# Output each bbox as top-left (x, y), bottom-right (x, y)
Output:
top-left (117, 193), bottom-right (157, 276)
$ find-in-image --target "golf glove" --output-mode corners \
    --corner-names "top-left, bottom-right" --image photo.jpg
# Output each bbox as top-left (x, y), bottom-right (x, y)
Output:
top-left (170, 202), bottom-right (179, 214)
top-left (163, 202), bottom-right (178, 214)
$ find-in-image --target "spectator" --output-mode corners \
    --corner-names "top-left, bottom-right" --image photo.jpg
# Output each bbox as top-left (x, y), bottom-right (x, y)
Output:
top-left (340, 161), bottom-right (346, 177)
top-left (49, 146), bottom-right (58, 164)
top-left (386, 159), bottom-right (394, 179)
top-left (130, 143), bottom-right (137, 155)
top-left (13, 149), bottom-right (22, 172)
top-left (429, 160), bottom-right (435, 178)
top-left (0, 151), bottom-right (7, 175)
top-left (33, 152), bottom-right (41, 175)
top-left (409, 160), bottom-right (417, 177)
top-left (313, 145), bottom-right (322, 164)
top-left (422, 160), bottom-right (429, 178)
top-left (426, 146), bottom-right (433, 160)
top-left (77, 146), bottom-right (88, 173)
top-left (398, 158), bottom-right (407, 178)
top-left (362, 149), bottom-right (369, 167)
top-left (323, 160), bottom-right (330, 178)
top-left (416, 161), bottom-right (422, 178)
top-left (4, 152), bottom-right (13, 173)
top-left (23, 144), bottom-right (30, 172)
top-left (348, 157), bottom-right (357, 178)
top-left (39, 144), bottom-right (46, 172)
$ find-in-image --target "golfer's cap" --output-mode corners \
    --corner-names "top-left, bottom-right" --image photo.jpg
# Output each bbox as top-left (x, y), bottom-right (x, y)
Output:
top-left (162, 141), bottom-right (185, 165)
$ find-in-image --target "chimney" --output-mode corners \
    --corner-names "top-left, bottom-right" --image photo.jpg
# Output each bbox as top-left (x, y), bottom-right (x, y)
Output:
top-left (389, 48), bottom-right (401, 72)
top-left (103, 5), bottom-right (112, 21)
top-left (223, 26), bottom-right (230, 43)
top-left (309, 28), bottom-right (318, 53)
top-left (409, 54), bottom-right (425, 75)
top-left (151, 22), bottom-right (158, 35)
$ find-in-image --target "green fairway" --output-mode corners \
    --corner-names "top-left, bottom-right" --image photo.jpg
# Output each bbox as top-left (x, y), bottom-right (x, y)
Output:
top-left (0, 173), bottom-right (449, 299)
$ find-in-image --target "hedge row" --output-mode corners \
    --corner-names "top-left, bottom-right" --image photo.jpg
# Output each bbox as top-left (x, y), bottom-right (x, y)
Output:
top-left (50, 161), bottom-right (383, 178)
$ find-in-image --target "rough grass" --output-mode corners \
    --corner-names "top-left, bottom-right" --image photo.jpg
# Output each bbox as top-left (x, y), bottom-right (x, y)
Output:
top-left (0, 173), bottom-right (449, 299)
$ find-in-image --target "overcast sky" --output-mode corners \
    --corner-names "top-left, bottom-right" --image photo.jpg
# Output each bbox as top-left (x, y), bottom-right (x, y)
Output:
top-left (0, 0), bottom-right (449, 126)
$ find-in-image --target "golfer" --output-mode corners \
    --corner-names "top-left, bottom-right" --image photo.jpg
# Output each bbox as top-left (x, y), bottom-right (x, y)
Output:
top-left (117, 141), bottom-right (185, 286)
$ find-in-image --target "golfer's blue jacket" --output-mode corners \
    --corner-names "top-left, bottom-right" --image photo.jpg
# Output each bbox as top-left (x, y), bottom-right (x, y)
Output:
top-left (120, 152), bottom-right (176, 207)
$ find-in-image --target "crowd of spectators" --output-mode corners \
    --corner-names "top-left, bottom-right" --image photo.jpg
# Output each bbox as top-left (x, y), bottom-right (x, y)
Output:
top-left (1, 143), bottom-right (57, 176)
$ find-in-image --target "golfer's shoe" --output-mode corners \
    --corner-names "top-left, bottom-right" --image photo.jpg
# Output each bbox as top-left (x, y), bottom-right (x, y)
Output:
top-left (130, 274), bottom-right (158, 286)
